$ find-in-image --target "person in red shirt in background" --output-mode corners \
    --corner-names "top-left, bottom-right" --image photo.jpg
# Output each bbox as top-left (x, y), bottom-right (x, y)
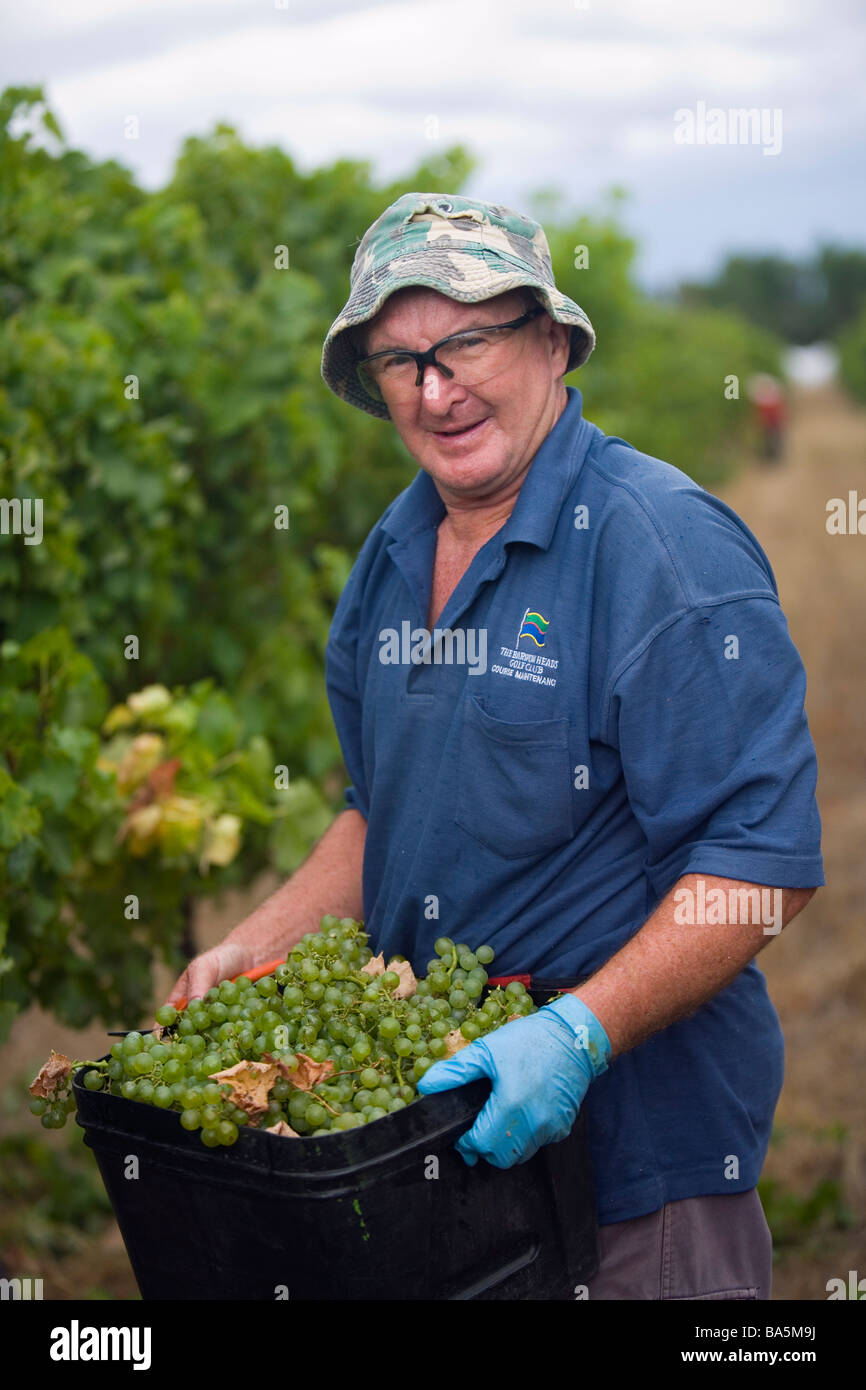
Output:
top-left (747, 373), bottom-right (787, 463)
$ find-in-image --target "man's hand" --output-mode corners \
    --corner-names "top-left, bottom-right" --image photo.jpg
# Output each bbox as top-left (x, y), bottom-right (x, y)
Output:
top-left (416, 994), bottom-right (611, 1168)
top-left (167, 940), bottom-right (262, 1007)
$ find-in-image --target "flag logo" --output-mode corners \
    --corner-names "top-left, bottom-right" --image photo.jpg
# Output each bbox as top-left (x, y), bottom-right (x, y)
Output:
top-left (516, 608), bottom-right (550, 648)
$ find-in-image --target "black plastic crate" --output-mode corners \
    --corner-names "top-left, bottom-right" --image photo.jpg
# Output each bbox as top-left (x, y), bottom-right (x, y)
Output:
top-left (75, 987), bottom-right (598, 1300)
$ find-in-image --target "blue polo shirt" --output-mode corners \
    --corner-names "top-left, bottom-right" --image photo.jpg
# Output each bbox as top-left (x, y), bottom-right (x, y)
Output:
top-left (325, 385), bottom-right (824, 1224)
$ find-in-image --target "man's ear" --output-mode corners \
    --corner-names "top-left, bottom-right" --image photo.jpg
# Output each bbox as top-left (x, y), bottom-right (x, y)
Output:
top-left (540, 313), bottom-right (571, 375)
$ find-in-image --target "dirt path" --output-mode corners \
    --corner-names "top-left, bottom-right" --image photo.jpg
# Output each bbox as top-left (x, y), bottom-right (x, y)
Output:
top-left (3, 385), bottom-right (863, 1300)
top-left (715, 385), bottom-right (866, 1298)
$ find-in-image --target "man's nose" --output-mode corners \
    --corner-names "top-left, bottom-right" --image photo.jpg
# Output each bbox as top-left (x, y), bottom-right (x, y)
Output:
top-left (417, 364), bottom-right (467, 414)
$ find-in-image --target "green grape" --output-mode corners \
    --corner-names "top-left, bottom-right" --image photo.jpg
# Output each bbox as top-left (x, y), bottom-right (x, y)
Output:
top-left (351, 1036), bottom-right (372, 1062)
top-left (219, 980), bottom-right (240, 1005)
top-left (149, 1043), bottom-right (169, 1063)
top-left (177, 1016), bottom-right (196, 1036)
top-left (388, 1097), bottom-right (408, 1113)
top-left (217, 1120), bottom-right (238, 1146)
top-left (201, 1129), bottom-right (221, 1148)
top-left (304, 1103), bottom-right (327, 1128)
top-left (428, 1037), bottom-right (447, 1057)
top-left (366, 1107), bottom-right (387, 1121)
top-left (132, 1053), bottom-right (153, 1075)
top-left (171, 1081), bottom-right (188, 1100)
top-left (163, 1059), bottom-right (184, 1084)
top-left (371, 1087), bottom-right (392, 1108)
top-left (460, 1020), bottom-right (481, 1041)
top-left (187, 1034), bottom-right (207, 1055)
top-left (434, 937), bottom-right (454, 957)
top-left (288, 1092), bottom-right (309, 1119)
top-left (359, 1068), bottom-right (380, 1089)
top-left (180, 1109), bottom-right (202, 1131)
top-left (137, 1080), bottom-right (155, 1102)
top-left (464, 977), bottom-right (484, 1000)
top-left (256, 975), bottom-right (278, 998)
top-left (29, 1096), bottom-right (48, 1116)
top-left (107, 1059), bottom-right (124, 1081)
top-left (476, 945), bottom-right (495, 965)
top-left (381, 971), bottom-right (400, 991)
top-left (414, 1057), bottom-right (434, 1077)
top-left (405, 1023), bottom-right (422, 1042)
top-left (121, 1032), bottom-right (144, 1057)
top-left (155, 1004), bottom-right (177, 1027)
top-left (412, 1039), bottom-right (429, 1057)
top-left (506, 981), bottom-right (525, 999)
top-left (154, 1086), bottom-right (173, 1109)
top-left (121, 1081), bottom-right (138, 1100)
top-left (394, 1036), bottom-right (413, 1058)
top-left (110, 1042), bottom-right (125, 1060)
top-left (353, 1089), bottom-right (374, 1110)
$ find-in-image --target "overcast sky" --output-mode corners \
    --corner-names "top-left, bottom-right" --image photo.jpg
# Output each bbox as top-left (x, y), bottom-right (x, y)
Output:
top-left (3, 0), bottom-right (864, 289)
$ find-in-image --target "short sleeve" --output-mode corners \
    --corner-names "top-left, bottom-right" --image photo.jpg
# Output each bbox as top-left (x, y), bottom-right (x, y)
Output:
top-left (604, 596), bottom-right (824, 898)
top-left (325, 572), bottom-right (370, 822)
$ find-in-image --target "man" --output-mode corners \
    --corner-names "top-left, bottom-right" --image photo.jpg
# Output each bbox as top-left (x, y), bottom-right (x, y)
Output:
top-left (171, 193), bottom-right (823, 1299)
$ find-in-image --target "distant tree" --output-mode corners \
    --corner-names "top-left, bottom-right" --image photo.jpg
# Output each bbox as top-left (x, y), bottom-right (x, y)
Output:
top-left (678, 245), bottom-right (866, 344)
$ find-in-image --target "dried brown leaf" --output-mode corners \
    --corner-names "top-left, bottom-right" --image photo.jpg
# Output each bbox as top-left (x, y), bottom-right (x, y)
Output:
top-left (443, 1029), bottom-right (470, 1058)
top-left (30, 1051), bottom-right (73, 1098)
top-left (360, 952), bottom-right (385, 977)
top-left (208, 1059), bottom-right (279, 1118)
top-left (266, 1120), bottom-right (301, 1138)
top-left (290, 1053), bottom-right (335, 1091)
top-left (389, 958), bottom-right (417, 999)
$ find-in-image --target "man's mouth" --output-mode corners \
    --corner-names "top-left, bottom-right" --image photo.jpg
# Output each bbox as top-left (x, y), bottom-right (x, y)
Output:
top-left (432, 417), bottom-right (490, 443)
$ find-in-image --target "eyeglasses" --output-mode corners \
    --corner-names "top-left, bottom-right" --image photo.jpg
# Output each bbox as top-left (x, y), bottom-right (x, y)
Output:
top-left (355, 304), bottom-right (545, 404)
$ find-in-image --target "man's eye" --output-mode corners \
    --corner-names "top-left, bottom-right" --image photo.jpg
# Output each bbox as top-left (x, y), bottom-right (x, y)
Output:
top-left (447, 331), bottom-right (500, 353)
top-left (380, 353), bottom-right (415, 373)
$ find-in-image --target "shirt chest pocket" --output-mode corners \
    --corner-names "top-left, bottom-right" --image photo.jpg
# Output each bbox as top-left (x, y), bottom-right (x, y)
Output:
top-left (454, 695), bottom-right (575, 859)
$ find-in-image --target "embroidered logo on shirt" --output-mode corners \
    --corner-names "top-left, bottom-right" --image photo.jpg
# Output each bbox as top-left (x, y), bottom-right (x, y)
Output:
top-left (491, 609), bottom-right (558, 687)
top-left (517, 608), bottom-right (550, 648)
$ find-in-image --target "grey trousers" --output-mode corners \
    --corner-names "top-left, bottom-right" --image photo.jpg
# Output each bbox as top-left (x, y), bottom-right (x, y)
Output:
top-left (585, 1189), bottom-right (773, 1300)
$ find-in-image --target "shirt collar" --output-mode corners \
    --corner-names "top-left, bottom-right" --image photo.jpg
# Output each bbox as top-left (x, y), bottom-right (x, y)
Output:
top-left (380, 386), bottom-right (593, 552)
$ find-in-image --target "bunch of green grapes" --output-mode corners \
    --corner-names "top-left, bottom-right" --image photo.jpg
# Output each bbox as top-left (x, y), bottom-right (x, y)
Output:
top-left (30, 917), bottom-right (535, 1147)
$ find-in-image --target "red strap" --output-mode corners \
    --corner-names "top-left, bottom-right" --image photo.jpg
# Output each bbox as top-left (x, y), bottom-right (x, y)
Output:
top-left (487, 973), bottom-right (532, 988)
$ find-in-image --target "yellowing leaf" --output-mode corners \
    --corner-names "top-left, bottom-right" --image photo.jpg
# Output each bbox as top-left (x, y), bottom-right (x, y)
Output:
top-left (127, 684), bottom-right (172, 717)
top-left (115, 732), bottom-right (165, 793)
top-left (199, 813), bottom-right (242, 872)
top-left (360, 952), bottom-right (385, 977)
top-left (266, 1120), bottom-right (301, 1138)
top-left (30, 1051), bottom-right (73, 1098)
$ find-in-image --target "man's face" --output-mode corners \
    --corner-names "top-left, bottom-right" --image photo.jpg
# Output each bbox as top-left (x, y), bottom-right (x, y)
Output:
top-left (359, 287), bottom-right (571, 506)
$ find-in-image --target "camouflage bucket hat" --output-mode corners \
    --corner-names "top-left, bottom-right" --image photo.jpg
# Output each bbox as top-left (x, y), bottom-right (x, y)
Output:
top-left (321, 192), bottom-right (596, 419)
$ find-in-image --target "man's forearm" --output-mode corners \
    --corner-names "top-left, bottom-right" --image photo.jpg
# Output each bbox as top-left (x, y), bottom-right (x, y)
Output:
top-left (223, 807), bottom-right (366, 965)
top-left (572, 873), bottom-right (817, 1060)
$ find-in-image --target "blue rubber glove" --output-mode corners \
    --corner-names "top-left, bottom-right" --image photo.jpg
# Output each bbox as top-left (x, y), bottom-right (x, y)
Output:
top-left (416, 993), bottom-right (611, 1168)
